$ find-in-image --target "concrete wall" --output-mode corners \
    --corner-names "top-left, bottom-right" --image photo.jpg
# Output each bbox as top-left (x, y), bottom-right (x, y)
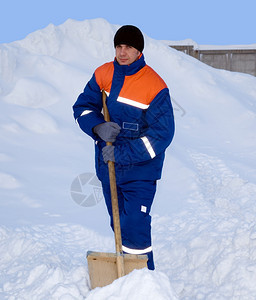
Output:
top-left (170, 45), bottom-right (256, 76)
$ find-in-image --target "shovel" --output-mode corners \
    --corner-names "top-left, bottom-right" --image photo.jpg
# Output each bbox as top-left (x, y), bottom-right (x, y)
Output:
top-left (86, 90), bottom-right (148, 289)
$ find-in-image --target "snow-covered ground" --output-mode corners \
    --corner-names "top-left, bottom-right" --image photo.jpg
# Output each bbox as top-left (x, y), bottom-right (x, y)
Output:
top-left (1, 18), bottom-right (256, 299)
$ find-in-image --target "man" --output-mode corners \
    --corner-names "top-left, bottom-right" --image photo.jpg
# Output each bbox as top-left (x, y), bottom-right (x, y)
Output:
top-left (73, 25), bottom-right (175, 270)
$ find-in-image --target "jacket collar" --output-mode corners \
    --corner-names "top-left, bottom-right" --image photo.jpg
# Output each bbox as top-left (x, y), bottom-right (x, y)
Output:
top-left (114, 53), bottom-right (146, 76)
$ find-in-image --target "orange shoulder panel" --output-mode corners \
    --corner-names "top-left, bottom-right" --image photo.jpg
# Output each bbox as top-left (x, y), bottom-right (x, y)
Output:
top-left (94, 62), bottom-right (114, 93)
top-left (120, 65), bottom-right (167, 105)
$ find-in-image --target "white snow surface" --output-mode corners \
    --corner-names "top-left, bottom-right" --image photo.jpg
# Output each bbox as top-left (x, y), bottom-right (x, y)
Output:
top-left (1, 18), bottom-right (256, 299)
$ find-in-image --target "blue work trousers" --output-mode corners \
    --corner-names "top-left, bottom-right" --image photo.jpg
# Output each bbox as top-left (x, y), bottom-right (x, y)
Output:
top-left (101, 179), bottom-right (156, 270)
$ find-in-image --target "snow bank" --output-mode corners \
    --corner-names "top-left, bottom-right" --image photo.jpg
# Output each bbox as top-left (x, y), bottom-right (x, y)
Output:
top-left (86, 269), bottom-right (178, 300)
top-left (153, 154), bottom-right (256, 297)
top-left (0, 225), bottom-right (109, 299)
top-left (0, 225), bottom-right (177, 300)
top-left (1, 18), bottom-right (256, 299)
top-left (0, 172), bottom-right (21, 189)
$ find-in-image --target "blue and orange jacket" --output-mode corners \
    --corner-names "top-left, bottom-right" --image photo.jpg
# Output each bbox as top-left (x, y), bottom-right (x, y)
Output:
top-left (73, 54), bottom-right (175, 183)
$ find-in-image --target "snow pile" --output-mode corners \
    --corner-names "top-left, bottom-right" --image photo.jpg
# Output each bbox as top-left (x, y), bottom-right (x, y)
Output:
top-left (1, 18), bottom-right (256, 299)
top-left (86, 269), bottom-right (178, 300)
top-left (0, 225), bottom-right (177, 299)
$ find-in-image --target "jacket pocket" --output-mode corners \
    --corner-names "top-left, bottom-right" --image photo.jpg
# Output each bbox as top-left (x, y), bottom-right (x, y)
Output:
top-left (122, 122), bottom-right (139, 131)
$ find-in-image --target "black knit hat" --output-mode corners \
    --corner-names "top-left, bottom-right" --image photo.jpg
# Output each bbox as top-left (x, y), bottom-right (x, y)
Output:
top-left (114, 25), bottom-right (144, 53)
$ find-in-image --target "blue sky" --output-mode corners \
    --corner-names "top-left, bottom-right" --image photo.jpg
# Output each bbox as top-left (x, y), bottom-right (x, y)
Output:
top-left (0, 0), bottom-right (255, 45)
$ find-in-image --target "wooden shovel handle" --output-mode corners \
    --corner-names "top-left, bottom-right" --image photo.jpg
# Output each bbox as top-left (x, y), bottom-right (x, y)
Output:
top-left (102, 90), bottom-right (125, 277)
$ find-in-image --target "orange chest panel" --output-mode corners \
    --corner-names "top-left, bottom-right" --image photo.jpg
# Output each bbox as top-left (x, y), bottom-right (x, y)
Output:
top-left (95, 62), bottom-right (167, 108)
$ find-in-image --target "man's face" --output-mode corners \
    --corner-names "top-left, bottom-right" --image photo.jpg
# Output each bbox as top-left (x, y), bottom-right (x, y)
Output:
top-left (115, 44), bottom-right (141, 65)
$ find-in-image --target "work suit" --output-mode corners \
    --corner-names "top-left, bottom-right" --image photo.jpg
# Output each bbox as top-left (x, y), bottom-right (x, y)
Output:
top-left (73, 54), bottom-right (175, 270)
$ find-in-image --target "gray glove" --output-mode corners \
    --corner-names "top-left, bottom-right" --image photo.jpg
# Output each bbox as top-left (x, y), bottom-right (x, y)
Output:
top-left (102, 145), bottom-right (115, 163)
top-left (93, 122), bottom-right (121, 142)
